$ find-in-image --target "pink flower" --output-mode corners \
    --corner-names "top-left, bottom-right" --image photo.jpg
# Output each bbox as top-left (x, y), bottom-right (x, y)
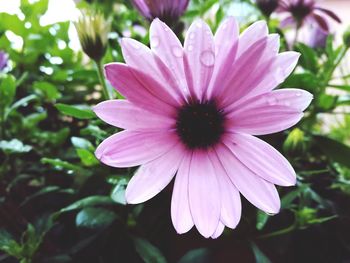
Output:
top-left (278, 0), bottom-right (341, 31)
top-left (94, 18), bottom-right (313, 238)
top-left (131, 0), bottom-right (189, 25)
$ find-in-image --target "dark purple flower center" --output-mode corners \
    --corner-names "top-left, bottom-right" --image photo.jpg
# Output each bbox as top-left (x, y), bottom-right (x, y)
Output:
top-left (256, 0), bottom-right (279, 17)
top-left (289, 1), bottom-right (313, 21)
top-left (176, 100), bottom-right (225, 149)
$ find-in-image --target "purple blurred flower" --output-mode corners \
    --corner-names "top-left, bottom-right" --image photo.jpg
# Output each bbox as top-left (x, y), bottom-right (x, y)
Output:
top-left (0, 51), bottom-right (8, 71)
top-left (256, 0), bottom-right (279, 17)
top-left (306, 25), bottom-right (329, 48)
top-left (278, 0), bottom-right (341, 31)
top-left (131, 0), bottom-right (189, 25)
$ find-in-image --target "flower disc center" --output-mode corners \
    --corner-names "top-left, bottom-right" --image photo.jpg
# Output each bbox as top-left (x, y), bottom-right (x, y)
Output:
top-left (176, 100), bottom-right (225, 149)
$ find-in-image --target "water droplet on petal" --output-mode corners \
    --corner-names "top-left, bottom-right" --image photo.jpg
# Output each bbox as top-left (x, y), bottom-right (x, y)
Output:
top-left (200, 50), bottom-right (215, 67)
top-left (284, 101), bottom-right (291, 106)
top-left (296, 91), bottom-right (302, 97)
top-left (188, 45), bottom-right (194, 52)
top-left (189, 32), bottom-right (195, 40)
top-left (151, 36), bottom-right (160, 48)
top-left (130, 41), bottom-right (141, 49)
top-left (196, 21), bottom-right (203, 28)
top-left (172, 46), bottom-right (183, 58)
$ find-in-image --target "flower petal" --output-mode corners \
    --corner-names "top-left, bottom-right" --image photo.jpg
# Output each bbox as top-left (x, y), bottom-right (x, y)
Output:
top-left (211, 221), bottom-right (225, 239)
top-left (104, 63), bottom-right (176, 116)
top-left (171, 152), bottom-right (194, 234)
top-left (95, 130), bottom-right (177, 168)
top-left (216, 144), bottom-right (280, 214)
top-left (206, 17), bottom-right (239, 99)
top-left (237, 21), bottom-right (268, 57)
top-left (93, 100), bottom-right (174, 130)
top-left (209, 151), bottom-right (241, 229)
top-left (149, 19), bottom-right (188, 98)
top-left (188, 150), bottom-right (220, 238)
top-left (184, 19), bottom-right (215, 100)
top-left (120, 38), bottom-right (183, 104)
top-left (228, 133), bottom-right (296, 186)
top-left (125, 143), bottom-right (185, 204)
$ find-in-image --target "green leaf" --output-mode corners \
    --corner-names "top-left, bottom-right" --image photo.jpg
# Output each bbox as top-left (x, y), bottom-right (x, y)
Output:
top-left (0, 74), bottom-right (16, 111)
top-left (251, 242), bottom-right (272, 263)
top-left (71, 137), bottom-right (94, 151)
top-left (314, 135), bottom-right (350, 168)
top-left (75, 207), bottom-right (117, 229)
top-left (33, 81), bottom-right (61, 101)
top-left (76, 148), bottom-right (99, 166)
top-left (6, 94), bottom-right (38, 119)
top-left (0, 13), bottom-right (27, 37)
top-left (283, 72), bottom-right (320, 91)
top-left (133, 238), bottom-right (167, 263)
top-left (59, 196), bottom-right (115, 213)
top-left (178, 248), bottom-right (211, 263)
top-left (281, 185), bottom-right (309, 209)
top-left (41, 157), bottom-right (83, 172)
top-left (295, 43), bottom-right (318, 73)
top-left (256, 211), bottom-right (269, 230)
top-left (55, 103), bottom-right (95, 119)
top-left (0, 139), bottom-right (32, 154)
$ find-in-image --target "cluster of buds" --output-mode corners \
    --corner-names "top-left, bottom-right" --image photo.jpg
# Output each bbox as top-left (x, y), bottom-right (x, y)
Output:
top-left (74, 9), bottom-right (111, 62)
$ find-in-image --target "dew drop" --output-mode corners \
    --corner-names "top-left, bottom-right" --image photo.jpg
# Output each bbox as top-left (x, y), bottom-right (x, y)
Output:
top-left (284, 101), bottom-right (291, 106)
top-left (296, 91), bottom-right (302, 97)
top-left (188, 45), bottom-right (194, 52)
top-left (189, 32), bottom-right (195, 40)
top-left (196, 21), bottom-right (203, 28)
top-left (151, 36), bottom-right (160, 48)
top-left (172, 46), bottom-right (183, 58)
top-left (200, 50), bottom-right (215, 67)
top-left (130, 41), bottom-right (141, 49)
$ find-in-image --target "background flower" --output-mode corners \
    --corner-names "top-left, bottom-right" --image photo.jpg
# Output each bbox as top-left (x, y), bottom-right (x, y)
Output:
top-left (0, 51), bottom-right (8, 70)
top-left (131, 0), bottom-right (189, 26)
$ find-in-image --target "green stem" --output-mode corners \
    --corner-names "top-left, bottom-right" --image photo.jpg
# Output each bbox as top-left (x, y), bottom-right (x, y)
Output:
top-left (293, 25), bottom-right (300, 48)
top-left (324, 47), bottom-right (349, 86)
top-left (95, 60), bottom-right (111, 100)
top-left (257, 222), bottom-right (297, 239)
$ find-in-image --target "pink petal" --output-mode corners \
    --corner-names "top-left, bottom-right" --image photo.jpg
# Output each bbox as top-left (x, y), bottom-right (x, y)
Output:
top-left (104, 63), bottom-right (176, 116)
top-left (236, 21), bottom-right (268, 57)
top-left (171, 152), bottom-right (194, 234)
top-left (184, 19), bottom-right (215, 101)
top-left (93, 100), bottom-right (174, 130)
top-left (226, 91), bottom-right (305, 135)
top-left (209, 151), bottom-right (241, 229)
top-left (188, 150), bottom-right (220, 238)
top-left (280, 16), bottom-right (296, 28)
top-left (206, 17), bottom-right (239, 99)
top-left (149, 19), bottom-right (189, 98)
top-left (229, 88), bottom-right (313, 114)
top-left (228, 133), bottom-right (296, 186)
top-left (216, 144), bottom-right (280, 214)
top-left (211, 221), bottom-right (225, 239)
top-left (125, 143), bottom-right (185, 204)
top-left (95, 130), bottom-right (177, 168)
top-left (120, 38), bottom-right (184, 104)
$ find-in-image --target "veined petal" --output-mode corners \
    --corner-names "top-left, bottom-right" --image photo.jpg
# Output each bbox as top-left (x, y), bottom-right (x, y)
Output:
top-left (93, 100), bottom-right (174, 130)
top-left (184, 19), bottom-right (215, 101)
top-left (216, 144), bottom-right (280, 214)
top-left (206, 17), bottom-right (239, 99)
top-left (227, 133), bottom-right (296, 186)
top-left (121, 38), bottom-right (184, 104)
top-left (125, 143), bottom-right (185, 204)
top-left (105, 63), bottom-right (176, 116)
top-left (211, 221), bottom-right (225, 239)
top-left (209, 150), bottom-right (241, 229)
top-left (237, 21), bottom-right (268, 57)
top-left (188, 150), bottom-right (220, 238)
top-left (149, 19), bottom-right (189, 98)
top-left (171, 152), bottom-right (194, 234)
top-left (95, 130), bottom-right (177, 168)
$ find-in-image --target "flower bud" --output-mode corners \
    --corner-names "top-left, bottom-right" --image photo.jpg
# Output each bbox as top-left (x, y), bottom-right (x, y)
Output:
top-left (343, 27), bottom-right (350, 47)
top-left (74, 9), bottom-right (111, 62)
top-left (0, 51), bottom-right (8, 71)
top-left (283, 128), bottom-right (306, 154)
top-left (256, 0), bottom-right (278, 17)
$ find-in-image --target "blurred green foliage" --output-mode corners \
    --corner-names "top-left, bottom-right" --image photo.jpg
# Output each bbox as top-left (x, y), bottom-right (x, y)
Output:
top-left (0, 0), bottom-right (350, 262)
